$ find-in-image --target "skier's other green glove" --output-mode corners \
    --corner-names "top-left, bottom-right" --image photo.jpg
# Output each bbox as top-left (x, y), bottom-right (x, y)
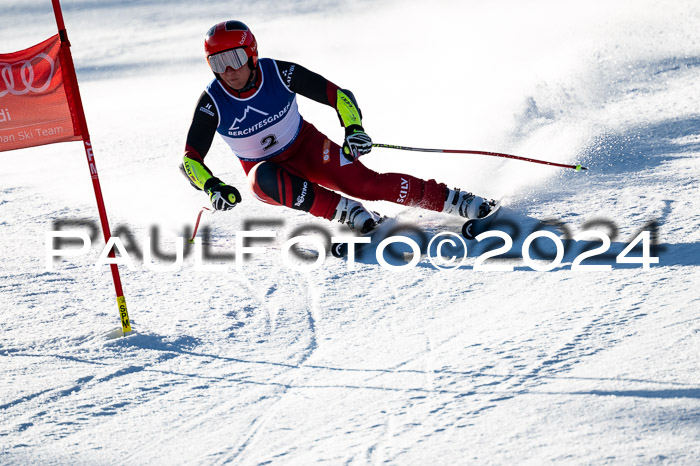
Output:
top-left (342, 124), bottom-right (372, 161)
top-left (203, 177), bottom-right (241, 211)
top-left (335, 88), bottom-right (372, 161)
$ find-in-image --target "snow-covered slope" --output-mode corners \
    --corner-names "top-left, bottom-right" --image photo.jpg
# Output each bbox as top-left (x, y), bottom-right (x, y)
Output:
top-left (1, 0), bottom-right (699, 463)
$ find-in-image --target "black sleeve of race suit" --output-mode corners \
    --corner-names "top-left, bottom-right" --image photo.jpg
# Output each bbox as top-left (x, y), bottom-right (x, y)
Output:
top-left (274, 59), bottom-right (334, 106)
top-left (185, 91), bottom-right (219, 158)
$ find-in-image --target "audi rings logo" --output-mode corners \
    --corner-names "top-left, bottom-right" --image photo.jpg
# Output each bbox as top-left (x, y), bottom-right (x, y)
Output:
top-left (0, 53), bottom-right (55, 98)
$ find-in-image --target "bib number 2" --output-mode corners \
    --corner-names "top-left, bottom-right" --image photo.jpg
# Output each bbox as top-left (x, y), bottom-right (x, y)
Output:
top-left (261, 134), bottom-right (279, 151)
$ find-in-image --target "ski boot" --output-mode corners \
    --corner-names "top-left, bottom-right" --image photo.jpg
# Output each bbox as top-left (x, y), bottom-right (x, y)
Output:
top-left (443, 188), bottom-right (494, 219)
top-left (331, 197), bottom-right (384, 257)
top-left (332, 197), bottom-right (383, 234)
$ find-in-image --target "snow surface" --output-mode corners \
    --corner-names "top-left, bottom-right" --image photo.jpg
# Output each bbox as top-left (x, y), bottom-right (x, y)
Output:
top-left (2, 0), bottom-right (700, 463)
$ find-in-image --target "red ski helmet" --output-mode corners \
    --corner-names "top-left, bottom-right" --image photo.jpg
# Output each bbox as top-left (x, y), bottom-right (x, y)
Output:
top-left (204, 20), bottom-right (258, 72)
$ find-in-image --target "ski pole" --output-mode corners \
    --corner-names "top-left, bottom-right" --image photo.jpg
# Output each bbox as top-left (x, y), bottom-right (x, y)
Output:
top-left (372, 143), bottom-right (587, 171)
top-left (188, 207), bottom-right (211, 243)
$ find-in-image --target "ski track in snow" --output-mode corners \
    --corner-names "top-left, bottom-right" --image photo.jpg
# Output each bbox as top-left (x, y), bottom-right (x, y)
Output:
top-left (2, 0), bottom-right (700, 463)
top-left (221, 272), bottom-right (321, 463)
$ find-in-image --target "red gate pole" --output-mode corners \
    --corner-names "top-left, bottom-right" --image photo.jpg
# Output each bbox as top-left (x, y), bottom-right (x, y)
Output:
top-left (51, 0), bottom-right (132, 334)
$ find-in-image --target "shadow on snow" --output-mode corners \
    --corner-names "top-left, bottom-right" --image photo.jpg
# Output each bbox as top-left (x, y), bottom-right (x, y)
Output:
top-left (344, 203), bottom-right (698, 270)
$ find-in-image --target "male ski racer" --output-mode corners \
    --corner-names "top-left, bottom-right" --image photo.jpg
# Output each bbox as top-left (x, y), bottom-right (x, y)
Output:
top-left (181, 20), bottom-right (493, 234)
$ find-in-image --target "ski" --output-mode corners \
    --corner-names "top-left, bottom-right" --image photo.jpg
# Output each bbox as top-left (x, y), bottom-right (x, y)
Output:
top-left (461, 199), bottom-right (503, 240)
top-left (331, 216), bottom-right (391, 258)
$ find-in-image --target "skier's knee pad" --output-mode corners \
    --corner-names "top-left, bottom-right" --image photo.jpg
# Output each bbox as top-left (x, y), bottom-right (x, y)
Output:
top-left (248, 161), bottom-right (315, 212)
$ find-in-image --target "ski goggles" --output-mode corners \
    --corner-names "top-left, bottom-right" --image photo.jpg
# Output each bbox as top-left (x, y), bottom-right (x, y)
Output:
top-left (208, 48), bottom-right (249, 73)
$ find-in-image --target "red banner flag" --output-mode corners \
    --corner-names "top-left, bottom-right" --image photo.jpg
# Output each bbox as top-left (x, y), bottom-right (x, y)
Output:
top-left (0, 34), bottom-right (82, 152)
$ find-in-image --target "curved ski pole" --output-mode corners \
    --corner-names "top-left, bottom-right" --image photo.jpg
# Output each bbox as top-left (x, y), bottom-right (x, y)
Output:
top-left (372, 143), bottom-right (587, 171)
top-left (188, 207), bottom-right (212, 244)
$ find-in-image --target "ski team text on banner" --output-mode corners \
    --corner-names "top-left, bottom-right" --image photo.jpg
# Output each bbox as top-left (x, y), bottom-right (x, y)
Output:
top-left (0, 0), bottom-right (132, 336)
top-left (0, 35), bottom-right (82, 151)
